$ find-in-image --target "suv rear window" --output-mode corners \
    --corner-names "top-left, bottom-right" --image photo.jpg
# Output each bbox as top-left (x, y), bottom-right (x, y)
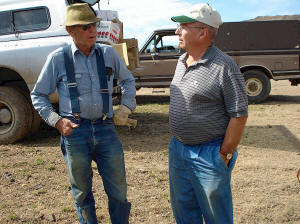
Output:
top-left (0, 7), bottom-right (50, 36)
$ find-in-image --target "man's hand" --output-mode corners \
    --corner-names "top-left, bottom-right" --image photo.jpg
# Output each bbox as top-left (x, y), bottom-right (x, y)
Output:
top-left (219, 152), bottom-right (229, 166)
top-left (113, 104), bottom-right (137, 128)
top-left (55, 118), bottom-right (79, 136)
top-left (297, 168), bottom-right (300, 184)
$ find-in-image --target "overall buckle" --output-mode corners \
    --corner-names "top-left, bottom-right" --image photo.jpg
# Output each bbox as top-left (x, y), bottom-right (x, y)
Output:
top-left (100, 88), bottom-right (109, 93)
top-left (67, 82), bottom-right (78, 88)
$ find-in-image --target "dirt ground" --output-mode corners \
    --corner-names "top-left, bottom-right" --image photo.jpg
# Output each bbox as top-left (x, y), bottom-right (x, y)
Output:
top-left (1, 80), bottom-right (300, 224)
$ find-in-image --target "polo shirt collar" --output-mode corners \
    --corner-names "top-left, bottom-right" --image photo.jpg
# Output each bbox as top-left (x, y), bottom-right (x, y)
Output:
top-left (179, 45), bottom-right (217, 66)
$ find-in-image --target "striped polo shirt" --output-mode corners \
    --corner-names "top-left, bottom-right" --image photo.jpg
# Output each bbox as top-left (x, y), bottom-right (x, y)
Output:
top-left (169, 45), bottom-right (248, 145)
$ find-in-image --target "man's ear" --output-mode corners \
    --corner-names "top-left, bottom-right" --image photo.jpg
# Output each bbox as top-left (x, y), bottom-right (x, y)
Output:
top-left (66, 26), bottom-right (73, 35)
top-left (195, 29), bottom-right (207, 43)
top-left (198, 28), bottom-right (207, 39)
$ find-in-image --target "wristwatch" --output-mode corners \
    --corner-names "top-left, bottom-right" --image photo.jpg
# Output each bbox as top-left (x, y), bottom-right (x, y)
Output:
top-left (219, 150), bottom-right (233, 160)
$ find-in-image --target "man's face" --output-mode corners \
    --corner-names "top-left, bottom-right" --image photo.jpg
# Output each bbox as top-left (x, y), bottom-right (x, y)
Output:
top-left (69, 22), bottom-right (98, 50)
top-left (175, 22), bottom-right (206, 51)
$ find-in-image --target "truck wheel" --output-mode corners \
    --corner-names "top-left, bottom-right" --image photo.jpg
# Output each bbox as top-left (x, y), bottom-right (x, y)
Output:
top-left (0, 87), bottom-right (33, 144)
top-left (29, 108), bottom-right (41, 135)
top-left (15, 88), bottom-right (41, 136)
top-left (243, 70), bottom-right (271, 104)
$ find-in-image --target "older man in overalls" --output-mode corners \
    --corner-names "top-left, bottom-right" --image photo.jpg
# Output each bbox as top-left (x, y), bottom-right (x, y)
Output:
top-left (31, 3), bottom-right (136, 224)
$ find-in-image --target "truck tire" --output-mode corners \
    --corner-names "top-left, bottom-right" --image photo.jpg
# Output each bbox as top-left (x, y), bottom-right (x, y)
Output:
top-left (29, 108), bottom-right (41, 135)
top-left (0, 87), bottom-right (33, 144)
top-left (243, 70), bottom-right (271, 104)
top-left (15, 88), bottom-right (41, 136)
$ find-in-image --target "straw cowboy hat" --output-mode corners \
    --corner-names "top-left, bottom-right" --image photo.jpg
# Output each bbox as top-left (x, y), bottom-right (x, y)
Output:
top-left (63, 3), bottom-right (100, 26)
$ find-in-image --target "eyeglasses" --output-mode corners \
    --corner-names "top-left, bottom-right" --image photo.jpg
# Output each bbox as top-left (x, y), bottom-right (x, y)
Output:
top-left (176, 24), bottom-right (206, 33)
top-left (77, 22), bottom-right (100, 31)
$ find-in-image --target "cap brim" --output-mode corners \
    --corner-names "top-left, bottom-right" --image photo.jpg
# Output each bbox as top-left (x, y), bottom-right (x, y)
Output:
top-left (171, 15), bottom-right (197, 23)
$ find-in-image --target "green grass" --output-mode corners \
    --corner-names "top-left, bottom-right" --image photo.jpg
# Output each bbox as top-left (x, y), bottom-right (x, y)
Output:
top-left (35, 159), bottom-right (45, 166)
top-left (134, 103), bottom-right (169, 114)
top-left (34, 190), bottom-right (47, 196)
top-left (162, 149), bottom-right (169, 156)
top-left (8, 212), bottom-right (19, 221)
top-left (47, 164), bottom-right (55, 171)
top-left (62, 207), bottom-right (73, 213)
top-left (17, 168), bottom-right (32, 178)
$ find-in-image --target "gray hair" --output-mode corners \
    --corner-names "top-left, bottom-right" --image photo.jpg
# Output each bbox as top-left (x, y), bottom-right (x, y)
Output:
top-left (196, 22), bottom-right (218, 42)
top-left (201, 23), bottom-right (218, 41)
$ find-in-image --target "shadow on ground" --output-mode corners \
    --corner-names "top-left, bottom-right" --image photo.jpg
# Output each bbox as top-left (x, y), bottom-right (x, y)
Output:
top-left (262, 94), bottom-right (300, 105)
top-left (241, 125), bottom-right (300, 152)
top-left (116, 112), bottom-right (171, 152)
top-left (21, 121), bottom-right (60, 147)
top-left (136, 95), bottom-right (170, 104)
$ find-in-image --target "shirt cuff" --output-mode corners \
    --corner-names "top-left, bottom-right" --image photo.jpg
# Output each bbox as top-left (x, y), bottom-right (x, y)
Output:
top-left (121, 100), bottom-right (135, 111)
top-left (46, 111), bottom-right (62, 127)
top-left (229, 110), bottom-right (248, 118)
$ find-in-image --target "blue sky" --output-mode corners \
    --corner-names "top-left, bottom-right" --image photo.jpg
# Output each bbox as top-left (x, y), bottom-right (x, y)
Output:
top-left (100, 0), bottom-right (300, 47)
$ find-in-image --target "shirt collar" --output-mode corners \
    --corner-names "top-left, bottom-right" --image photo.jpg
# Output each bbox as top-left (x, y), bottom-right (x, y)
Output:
top-left (179, 45), bottom-right (217, 66)
top-left (70, 41), bottom-right (97, 57)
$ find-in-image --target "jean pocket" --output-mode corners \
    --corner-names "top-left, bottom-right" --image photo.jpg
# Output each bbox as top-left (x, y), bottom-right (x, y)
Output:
top-left (64, 127), bottom-right (78, 138)
top-left (228, 150), bottom-right (238, 170)
top-left (213, 146), bottom-right (230, 172)
top-left (169, 137), bottom-right (176, 149)
top-left (215, 147), bottom-right (228, 170)
top-left (214, 148), bottom-right (238, 172)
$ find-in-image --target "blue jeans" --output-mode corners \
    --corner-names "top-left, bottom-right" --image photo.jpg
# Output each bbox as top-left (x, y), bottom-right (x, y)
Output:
top-left (60, 117), bottom-right (130, 224)
top-left (169, 137), bottom-right (238, 224)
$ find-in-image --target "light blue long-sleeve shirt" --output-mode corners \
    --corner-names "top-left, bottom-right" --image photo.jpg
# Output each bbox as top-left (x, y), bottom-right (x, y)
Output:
top-left (31, 42), bottom-right (136, 127)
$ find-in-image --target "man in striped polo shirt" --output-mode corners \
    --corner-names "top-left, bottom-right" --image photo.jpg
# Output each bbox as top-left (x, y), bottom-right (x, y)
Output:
top-left (168, 3), bottom-right (248, 224)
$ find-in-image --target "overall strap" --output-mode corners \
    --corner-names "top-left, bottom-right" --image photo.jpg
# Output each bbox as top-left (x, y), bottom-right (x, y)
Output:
top-left (95, 46), bottom-right (109, 118)
top-left (62, 45), bottom-right (81, 120)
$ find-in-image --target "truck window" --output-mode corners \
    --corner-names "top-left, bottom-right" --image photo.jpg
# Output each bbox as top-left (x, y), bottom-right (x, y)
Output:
top-left (14, 7), bottom-right (50, 32)
top-left (156, 35), bottom-right (179, 53)
top-left (0, 12), bottom-right (13, 35)
top-left (145, 38), bottom-right (155, 53)
top-left (143, 34), bottom-right (179, 54)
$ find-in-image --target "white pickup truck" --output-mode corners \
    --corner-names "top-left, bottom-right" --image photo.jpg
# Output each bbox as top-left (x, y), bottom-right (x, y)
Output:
top-left (0, 0), bottom-right (127, 144)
